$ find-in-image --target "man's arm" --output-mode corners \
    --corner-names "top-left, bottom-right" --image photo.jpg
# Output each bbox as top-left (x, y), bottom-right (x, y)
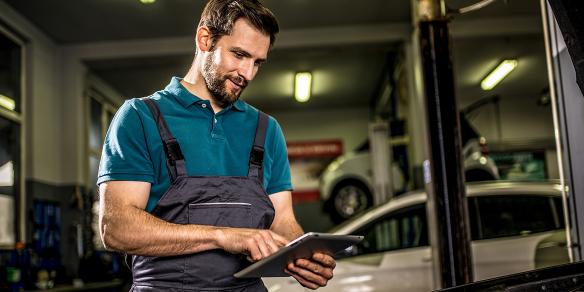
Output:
top-left (269, 190), bottom-right (304, 240)
top-left (99, 180), bottom-right (288, 260)
top-left (269, 191), bottom-right (336, 290)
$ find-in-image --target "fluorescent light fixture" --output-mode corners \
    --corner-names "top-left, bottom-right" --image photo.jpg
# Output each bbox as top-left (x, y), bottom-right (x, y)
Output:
top-left (0, 94), bottom-right (15, 111)
top-left (294, 72), bottom-right (312, 102)
top-left (140, 0), bottom-right (156, 4)
top-left (481, 59), bottom-right (518, 90)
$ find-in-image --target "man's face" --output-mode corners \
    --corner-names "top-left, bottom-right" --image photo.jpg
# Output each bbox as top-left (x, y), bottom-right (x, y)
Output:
top-left (202, 18), bottom-right (270, 108)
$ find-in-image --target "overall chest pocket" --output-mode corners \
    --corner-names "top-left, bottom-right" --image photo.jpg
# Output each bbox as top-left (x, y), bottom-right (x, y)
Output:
top-left (188, 202), bottom-right (253, 228)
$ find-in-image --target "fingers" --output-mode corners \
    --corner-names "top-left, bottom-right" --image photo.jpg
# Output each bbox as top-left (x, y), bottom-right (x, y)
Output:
top-left (245, 230), bottom-right (286, 261)
top-left (295, 258), bottom-right (334, 280)
top-left (285, 268), bottom-right (320, 290)
top-left (254, 232), bottom-right (272, 258)
top-left (270, 232), bottom-right (290, 247)
top-left (261, 231), bottom-right (281, 253)
top-left (286, 258), bottom-right (333, 289)
top-left (286, 254), bottom-right (335, 289)
top-left (245, 238), bottom-right (262, 262)
top-left (312, 252), bottom-right (336, 269)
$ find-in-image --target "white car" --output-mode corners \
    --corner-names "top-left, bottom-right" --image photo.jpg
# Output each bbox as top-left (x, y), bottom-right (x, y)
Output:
top-left (264, 181), bottom-right (569, 292)
top-left (320, 137), bottom-right (499, 222)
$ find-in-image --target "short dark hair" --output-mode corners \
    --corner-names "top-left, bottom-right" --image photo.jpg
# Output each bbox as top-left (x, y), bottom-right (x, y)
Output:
top-left (198, 0), bottom-right (279, 48)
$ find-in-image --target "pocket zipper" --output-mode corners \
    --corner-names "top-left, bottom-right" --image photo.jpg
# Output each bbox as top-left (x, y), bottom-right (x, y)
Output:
top-left (189, 202), bottom-right (252, 207)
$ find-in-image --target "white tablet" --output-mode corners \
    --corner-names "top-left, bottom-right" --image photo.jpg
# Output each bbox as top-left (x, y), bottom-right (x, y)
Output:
top-left (234, 232), bottom-right (363, 278)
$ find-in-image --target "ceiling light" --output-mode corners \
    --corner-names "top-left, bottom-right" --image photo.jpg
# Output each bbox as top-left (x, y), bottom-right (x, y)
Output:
top-left (481, 59), bottom-right (518, 90)
top-left (140, 0), bottom-right (156, 4)
top-left (294, 72), bottom-right (312, 103)
top-left (0, 94), bottom-right (15, 111)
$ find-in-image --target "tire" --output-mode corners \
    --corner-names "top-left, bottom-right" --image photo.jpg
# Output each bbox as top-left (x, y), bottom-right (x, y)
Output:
top-left (328, 180), bottom-right (372, 223)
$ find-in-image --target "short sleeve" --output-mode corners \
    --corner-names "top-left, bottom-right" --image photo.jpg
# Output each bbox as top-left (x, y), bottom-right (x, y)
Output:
top-left (97, 99), bottom-right (155, 185)
top-left (265, 118), bottom-right (293, 194)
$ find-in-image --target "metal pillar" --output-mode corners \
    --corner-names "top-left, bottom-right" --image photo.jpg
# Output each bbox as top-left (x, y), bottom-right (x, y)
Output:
top-left (542, 0), bottom-right (584, 262)
top-left (416, 0), bottom-right (473, 288)
top-left (545, 0), bottom-right (584, 93)
top-left (369, 121), bottom-right (393, 205)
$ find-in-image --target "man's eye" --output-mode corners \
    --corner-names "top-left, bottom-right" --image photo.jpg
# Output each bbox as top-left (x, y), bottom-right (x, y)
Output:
top-left (234, 52), bottom-right (244, 58)
top-left (254, 61), bottom-right (263, 67)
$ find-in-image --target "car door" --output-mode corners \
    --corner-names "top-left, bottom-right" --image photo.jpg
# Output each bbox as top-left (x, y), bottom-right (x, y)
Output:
top-left (320, 203), bottom-right (433, 292)
top-left (469, 195), bottom-right (568, 281)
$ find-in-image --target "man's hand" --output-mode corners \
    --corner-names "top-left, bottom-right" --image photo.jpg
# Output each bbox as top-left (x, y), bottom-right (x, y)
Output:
top-left (216, 228), bottom-right (289, 262)
top-left (268, 191), bottom-right (335, 289)
top-left (285, 252), bottom-right (336, 290)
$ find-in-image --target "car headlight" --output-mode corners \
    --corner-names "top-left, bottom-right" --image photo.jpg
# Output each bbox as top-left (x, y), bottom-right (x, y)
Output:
top-left (325, 160), bottom-right (341, 173)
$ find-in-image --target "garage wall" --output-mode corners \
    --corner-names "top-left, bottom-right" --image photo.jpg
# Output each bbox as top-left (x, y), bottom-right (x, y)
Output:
top-left (0, 2), bottom-right (65, 184)
top-left (0, 3), bottom-right (91, 276)
top-left (1, 0), bottom-right (376, 183)
top-left (463, 96), bottom-right (555, 143)
top-left (270, 107), bottom-right (370, 153)
top-left (461, 95), bottom-right (558, 179)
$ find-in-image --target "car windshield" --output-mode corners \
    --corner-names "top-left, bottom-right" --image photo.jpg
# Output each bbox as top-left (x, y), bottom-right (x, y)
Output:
top-left (459, 113), bottom-right (479, 145)
top-left (327, 202), bottom-right (389, 233)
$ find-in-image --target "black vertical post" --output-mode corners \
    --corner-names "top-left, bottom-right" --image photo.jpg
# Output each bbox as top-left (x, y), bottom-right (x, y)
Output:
top-left (544, 0), bottom-right (584, 262)
top-left (417, 2), bottom-right (474, 288)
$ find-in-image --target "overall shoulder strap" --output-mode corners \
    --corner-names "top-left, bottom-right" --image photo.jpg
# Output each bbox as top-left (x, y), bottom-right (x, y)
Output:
top-left (248, 111), bottom-right (269, 182)
top-left (142, 98), bottom-right (187, 181)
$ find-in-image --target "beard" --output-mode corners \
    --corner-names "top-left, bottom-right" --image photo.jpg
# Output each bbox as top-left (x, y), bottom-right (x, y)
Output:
top-left (202, 53), bottom-right (248, 108)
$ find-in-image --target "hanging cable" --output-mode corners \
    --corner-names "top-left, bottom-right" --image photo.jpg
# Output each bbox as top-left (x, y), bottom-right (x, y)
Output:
top-left (448, 0), bottom-right (497, 15)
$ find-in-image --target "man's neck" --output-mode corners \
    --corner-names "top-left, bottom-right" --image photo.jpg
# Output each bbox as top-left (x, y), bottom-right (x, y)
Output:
top-left (182, 67), bottom-right (223, 113)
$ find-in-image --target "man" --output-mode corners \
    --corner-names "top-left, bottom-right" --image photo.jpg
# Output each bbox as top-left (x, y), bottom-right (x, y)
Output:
top-left (97, 0), bottom-right (335, 291)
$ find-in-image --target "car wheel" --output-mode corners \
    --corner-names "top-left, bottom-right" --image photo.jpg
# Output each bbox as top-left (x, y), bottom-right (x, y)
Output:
top-left (330, 181), bottom-right (371, 223)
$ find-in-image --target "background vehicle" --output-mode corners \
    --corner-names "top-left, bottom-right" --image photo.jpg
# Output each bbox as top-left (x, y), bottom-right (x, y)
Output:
top-left (264, 181), bottom-right (569, 292)
top-left (320, 114), bottom-right (499, 223)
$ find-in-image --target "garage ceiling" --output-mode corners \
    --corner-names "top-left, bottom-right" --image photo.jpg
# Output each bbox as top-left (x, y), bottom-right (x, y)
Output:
top-left (4, 0), bottom-right (411, 43)
top-left (84, 43), bottom-right (398, 112)
top-left (3, 0), bottom-right (546, 113)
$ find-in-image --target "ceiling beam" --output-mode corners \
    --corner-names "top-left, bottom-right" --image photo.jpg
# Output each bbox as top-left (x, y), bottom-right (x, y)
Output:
top-left (64, 16), bottom-right (543, 60)
top-left (275, 23), bottom-right (410, 49)
top-left (450, 16), bottom-right (542, 38)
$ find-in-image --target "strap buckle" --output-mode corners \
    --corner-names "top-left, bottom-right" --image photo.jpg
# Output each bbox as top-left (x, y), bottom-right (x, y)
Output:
top-left (249, 145), bottom-right (264, 166)
top-left (165, 138), bottom-right (184, 164)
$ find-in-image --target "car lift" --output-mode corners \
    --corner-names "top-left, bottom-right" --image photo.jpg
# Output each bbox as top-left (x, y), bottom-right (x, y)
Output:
top-left (416, 0), bottom-right (584, 290)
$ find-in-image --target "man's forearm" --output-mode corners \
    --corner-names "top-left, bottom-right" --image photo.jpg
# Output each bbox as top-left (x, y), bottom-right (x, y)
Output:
top-left (101, 204), bottom-right (221, 256)
top-left (271, 217), bottom-right (304, 241)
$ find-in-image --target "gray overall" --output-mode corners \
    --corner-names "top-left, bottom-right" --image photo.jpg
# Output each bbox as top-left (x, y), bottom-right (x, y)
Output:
top-left (129, 98), bottom-right (275, 291)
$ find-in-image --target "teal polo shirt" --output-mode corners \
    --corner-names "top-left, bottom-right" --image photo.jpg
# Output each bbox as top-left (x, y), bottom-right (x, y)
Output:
top-left (97, 77), bottom-right (293, 212)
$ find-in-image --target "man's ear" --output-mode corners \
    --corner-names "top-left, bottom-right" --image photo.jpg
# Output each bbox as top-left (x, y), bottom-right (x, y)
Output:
top-left (196, 26), bottom-right (213, 52)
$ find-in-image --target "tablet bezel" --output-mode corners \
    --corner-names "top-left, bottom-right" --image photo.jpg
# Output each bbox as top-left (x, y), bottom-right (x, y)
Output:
top-left (234, 232), bottom-right (363, 278)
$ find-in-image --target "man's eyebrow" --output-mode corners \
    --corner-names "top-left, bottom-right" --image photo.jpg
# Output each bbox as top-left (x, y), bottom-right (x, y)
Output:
top-left (230, 47), bottom-right (267, 63)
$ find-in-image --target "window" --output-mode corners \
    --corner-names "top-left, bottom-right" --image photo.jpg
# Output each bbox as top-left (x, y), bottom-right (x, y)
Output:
top-left (352, 204), bottom-right (429, 256)
top-left (0, 26), bottom-right (24, 248)
top-left (0, 29), bottom-right (22, 114)
top-left (87, 88), bottom-right (117, 187)
top-left (0, 118), bottom-right (20, 247)
top-left (86, 87), bottom-right (118, 249)
top-left (469, 195), bottom-right (565, 241)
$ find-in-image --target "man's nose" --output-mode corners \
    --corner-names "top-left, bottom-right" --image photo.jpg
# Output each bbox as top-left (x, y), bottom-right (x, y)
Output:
top-left (238, 60), bottom-right (255, 81)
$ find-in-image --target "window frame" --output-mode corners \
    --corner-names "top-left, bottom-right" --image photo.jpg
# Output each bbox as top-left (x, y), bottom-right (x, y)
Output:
top-left (349, 203), bottom-right (429, 257)
top-left (85, 87), bottom-right (118, 187)
top-left (84, 85), bottom-right (119, 250)
top-left (469, 194), bottom-right (565, 241)
top-left (0, 23), bottom-right (26, 248)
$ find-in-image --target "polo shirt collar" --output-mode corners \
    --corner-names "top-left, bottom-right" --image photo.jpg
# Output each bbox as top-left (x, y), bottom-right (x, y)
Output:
top-left (165, 76), bottom-right (247, 112)
top-left (232, 99), bottom-right (247, 112)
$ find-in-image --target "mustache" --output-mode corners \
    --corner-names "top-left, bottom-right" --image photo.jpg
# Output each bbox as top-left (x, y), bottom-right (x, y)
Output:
top-left (227, 75), bottom-right (248, 88)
